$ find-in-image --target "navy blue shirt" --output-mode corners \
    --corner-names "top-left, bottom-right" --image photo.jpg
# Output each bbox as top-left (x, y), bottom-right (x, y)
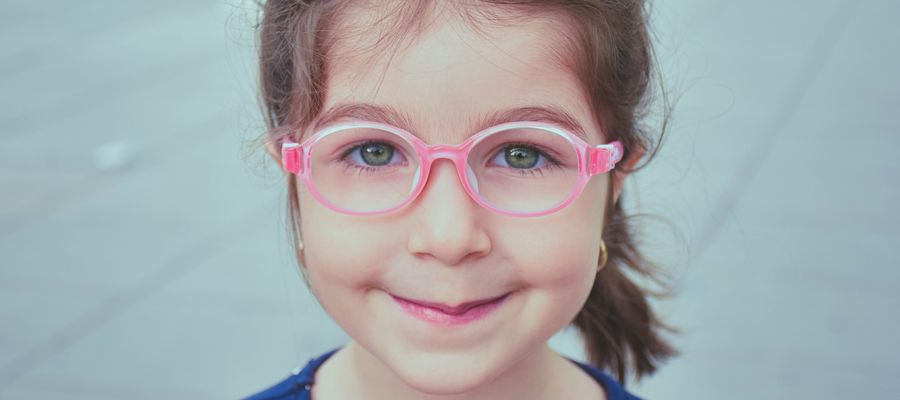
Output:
top-left (244, 347), bottom-right (641, 399)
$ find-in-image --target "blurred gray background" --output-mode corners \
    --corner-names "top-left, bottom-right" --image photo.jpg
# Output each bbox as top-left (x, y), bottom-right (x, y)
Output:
top-left (1, 0), bottom-right (898, 399)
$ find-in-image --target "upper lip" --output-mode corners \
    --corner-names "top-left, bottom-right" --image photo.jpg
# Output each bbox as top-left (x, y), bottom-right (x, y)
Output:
top-left (393, 292), bottom-right (509, 314)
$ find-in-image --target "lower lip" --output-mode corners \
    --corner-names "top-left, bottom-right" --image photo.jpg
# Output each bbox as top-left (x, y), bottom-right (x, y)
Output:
top-left (391, 293), bottom-right (510, 326)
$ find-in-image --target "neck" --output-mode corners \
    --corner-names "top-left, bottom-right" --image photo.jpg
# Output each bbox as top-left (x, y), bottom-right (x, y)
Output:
top-left (322, 341), bottom-right (563, 400)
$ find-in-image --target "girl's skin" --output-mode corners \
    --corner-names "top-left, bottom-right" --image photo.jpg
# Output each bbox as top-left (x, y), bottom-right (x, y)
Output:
top-left (268, 5), bottom-right (641, 400)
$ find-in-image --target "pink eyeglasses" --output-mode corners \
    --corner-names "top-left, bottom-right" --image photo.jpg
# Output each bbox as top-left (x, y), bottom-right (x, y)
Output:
top-left (280, 121), bottom-right (622, 217)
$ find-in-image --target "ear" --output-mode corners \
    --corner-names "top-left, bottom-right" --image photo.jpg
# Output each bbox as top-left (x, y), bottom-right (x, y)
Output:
top-left (263, 135), bottom-right (282, 165)
top-left (611, 145), bottom-right (646, 203)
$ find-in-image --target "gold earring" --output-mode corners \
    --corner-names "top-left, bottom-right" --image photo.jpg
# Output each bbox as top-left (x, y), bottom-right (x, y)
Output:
top-left (298, 239), bottom-right (305, 252)
top-left (598, 239), bottom-right (608, 272)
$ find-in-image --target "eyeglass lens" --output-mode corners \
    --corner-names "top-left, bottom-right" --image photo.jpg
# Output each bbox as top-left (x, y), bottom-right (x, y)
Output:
top-left (308, 127), bottom-right (581, 214)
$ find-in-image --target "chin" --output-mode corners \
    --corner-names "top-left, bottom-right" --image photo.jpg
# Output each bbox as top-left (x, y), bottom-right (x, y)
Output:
top-left (386, 350), bottom-right (502, 395)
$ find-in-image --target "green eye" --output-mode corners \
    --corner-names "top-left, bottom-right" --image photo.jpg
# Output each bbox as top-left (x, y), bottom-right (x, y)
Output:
top-left (360, 143), bottom-right (394, 166)
top-left (504, 146), bottom-right (539, 169)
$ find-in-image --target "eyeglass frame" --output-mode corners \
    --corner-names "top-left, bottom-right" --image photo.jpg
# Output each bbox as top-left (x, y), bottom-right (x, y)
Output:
top-left (280, 120), bottom-right (623, 217)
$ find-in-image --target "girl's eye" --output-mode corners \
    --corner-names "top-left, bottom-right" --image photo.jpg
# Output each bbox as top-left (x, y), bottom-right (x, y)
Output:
top-left (357, 142), bottom-right (394, 166)
top-left (489, 144), bottom-right (560, 173)
top-left (502, 146), bottom-right (540, 169)
top-left (338, 141), bottom-right (407, 173)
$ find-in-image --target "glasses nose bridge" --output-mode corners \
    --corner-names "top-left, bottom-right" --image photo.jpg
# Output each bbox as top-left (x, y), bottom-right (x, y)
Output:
top-left (416, 144), bottom-right (475, 199)
top-left (422, 144), bottom-right (469, 166)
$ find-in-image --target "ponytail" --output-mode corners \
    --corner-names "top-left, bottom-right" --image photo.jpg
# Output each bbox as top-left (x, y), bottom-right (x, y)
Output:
top-left (572, 195), bottom-right (678, 383)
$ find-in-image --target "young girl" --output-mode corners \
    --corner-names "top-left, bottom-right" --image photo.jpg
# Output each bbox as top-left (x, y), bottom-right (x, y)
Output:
top-left (247, 0), bottom-right (675, 399)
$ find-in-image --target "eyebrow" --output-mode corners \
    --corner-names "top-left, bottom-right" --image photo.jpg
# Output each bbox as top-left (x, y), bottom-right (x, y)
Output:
top-left (311, 102), bottom-right (592, 143)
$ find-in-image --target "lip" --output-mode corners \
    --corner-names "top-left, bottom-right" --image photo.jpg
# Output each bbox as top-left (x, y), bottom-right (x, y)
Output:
top-left (395, 293), bottom-right (510, 314)
top-left (391, 292), bottom-right (510, 326)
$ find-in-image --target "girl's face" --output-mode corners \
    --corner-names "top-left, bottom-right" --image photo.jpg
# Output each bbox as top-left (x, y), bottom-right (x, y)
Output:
top-left (296, 7), bottom-right (611, 395)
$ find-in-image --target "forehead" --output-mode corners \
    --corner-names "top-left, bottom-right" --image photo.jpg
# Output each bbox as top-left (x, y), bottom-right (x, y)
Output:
top-left (319, 4), bottom-right (601, 144)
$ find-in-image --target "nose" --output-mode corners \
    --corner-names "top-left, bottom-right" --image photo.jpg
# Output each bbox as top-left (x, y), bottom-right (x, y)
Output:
top-left (406, 158), bottom-right (491, 266)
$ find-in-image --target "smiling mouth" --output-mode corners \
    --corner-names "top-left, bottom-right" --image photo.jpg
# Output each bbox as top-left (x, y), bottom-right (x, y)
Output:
top-left (390, 292), bottom-right (511, 325)
top-left (391, 293), bottom-right (510, 315)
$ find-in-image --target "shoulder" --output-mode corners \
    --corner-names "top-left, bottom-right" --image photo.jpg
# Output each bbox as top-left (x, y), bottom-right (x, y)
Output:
top-left (565, 357), bottom-right (644, 400)
top-left (241, 348), bottom-right (340, 400)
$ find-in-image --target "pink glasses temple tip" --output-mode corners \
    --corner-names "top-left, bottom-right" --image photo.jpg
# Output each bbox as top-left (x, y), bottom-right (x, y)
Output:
top-left (588, 140), bottom-right (623, 176)
top-left (281, 141), bottom-right (303, 174)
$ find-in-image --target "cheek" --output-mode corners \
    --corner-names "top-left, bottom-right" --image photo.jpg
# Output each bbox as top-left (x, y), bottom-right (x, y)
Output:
top-left (511, 182), bottom-right (605, 283)
top-left (296, 192), bottom-right (394, 339)
top-left (501, 182), bottom-right (606, 318)
top-left (296, 189), bottom-right (390, 292)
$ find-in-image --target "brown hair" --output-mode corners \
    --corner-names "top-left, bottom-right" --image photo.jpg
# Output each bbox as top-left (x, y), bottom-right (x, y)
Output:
top-left (256, 0), bottom-right (677, 384)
